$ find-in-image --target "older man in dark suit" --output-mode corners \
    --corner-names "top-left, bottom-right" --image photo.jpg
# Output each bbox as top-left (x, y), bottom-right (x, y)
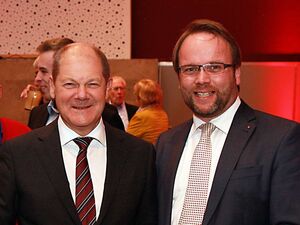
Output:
top-left (155, 19), bottom-right (300, 225)
top-left (106, 76), bottom-right (138, 130)
top-left (0, 43), bottom-right (157, 225)
top-left (26, 38), bottom-right (124, 131)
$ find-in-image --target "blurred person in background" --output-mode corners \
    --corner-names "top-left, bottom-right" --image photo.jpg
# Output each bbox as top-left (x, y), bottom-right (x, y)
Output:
top-left (127, 79), bottom-right (169, 144)
top-left (107, 75), bottom-right (138, 130)
top-left (0, 84), bottom-right (31, 145)
top-left (23, 37), bottom-right (74, 129)
top-left (21, 37), bottom-right (74, 104)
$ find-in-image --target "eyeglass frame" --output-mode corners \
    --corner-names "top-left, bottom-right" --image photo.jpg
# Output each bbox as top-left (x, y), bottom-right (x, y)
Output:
top-left (177, 63), bottom-right (235, 75)
top-left (111, 86), bottom-right (126, 91)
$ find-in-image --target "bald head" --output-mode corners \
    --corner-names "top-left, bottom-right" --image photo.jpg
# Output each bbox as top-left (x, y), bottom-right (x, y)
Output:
top-left (52, 43), bottom-right (110, 83)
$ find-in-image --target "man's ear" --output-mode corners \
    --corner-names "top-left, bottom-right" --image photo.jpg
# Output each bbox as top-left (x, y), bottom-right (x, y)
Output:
top-left (49, 76), bottom-right (55, 99)
top-left (234, 66), bottom-right (241, 86)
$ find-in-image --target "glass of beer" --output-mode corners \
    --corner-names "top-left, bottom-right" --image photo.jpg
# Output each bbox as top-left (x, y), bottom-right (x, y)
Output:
top-left (24, 88), bottom-right (42, 110)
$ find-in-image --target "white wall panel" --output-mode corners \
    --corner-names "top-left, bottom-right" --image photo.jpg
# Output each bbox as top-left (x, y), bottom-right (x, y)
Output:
top-left (0, 0), bottom-right (131, 58)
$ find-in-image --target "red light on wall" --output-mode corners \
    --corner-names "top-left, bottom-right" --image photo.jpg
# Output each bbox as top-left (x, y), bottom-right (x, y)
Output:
top-left (260, 0), bottom-right (300, 54)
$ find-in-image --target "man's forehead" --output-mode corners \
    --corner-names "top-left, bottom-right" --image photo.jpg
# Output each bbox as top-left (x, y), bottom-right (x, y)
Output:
top-left (33, 60), bottom-right (49, 71)
top-left (33, 51), bottom-right (54, 67)
top-left (38, 50), bottom-right (55, 60)
top-left (112, 80), bottom-right (125, 87)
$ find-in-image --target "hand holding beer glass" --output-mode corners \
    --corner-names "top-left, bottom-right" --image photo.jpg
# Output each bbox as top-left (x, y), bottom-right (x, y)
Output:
top-left (23, 85), bottom-right (42, 110)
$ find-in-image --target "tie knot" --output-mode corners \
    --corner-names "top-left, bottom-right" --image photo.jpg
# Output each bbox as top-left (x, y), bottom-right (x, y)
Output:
top-left (200, 123), bottom-right (216, 137)
top-left (73, 137), bottom-right (93, 151)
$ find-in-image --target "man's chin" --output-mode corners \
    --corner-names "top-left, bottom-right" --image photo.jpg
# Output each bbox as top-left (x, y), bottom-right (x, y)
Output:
top-left (192, 103), bottom-right (219, 117)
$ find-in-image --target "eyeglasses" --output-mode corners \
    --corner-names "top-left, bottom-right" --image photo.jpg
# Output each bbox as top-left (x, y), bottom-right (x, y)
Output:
top-left (178, 63), bottom-right (234, 75)
top-left (112, 86), bottom-right (125, 91)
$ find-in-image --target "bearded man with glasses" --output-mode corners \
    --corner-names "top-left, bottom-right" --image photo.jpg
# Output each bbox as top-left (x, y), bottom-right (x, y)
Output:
top-left (155, 19), bottom-right (300, 225)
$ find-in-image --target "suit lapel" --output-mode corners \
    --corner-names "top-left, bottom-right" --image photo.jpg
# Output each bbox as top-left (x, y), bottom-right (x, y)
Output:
top-left (39, 104), bottom-right (50, 126)
top-left (125, 103), bottom-right (138, 121)
top-left (203, 102), bottom-right (256, 225)
top-left (161, 120), bottom-right (193, 224)
top-left (32, 104), bottom-right (49, 128)
top-left (34, 121), bottom-right (81, 225)
top-left (96, 124), bottom-right (128, 224)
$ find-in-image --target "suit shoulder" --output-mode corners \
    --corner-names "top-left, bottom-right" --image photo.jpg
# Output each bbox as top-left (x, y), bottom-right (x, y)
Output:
top-left (30, 103), bottom-right (48, 114)
top-left (254, 110), bottom-right (299, 130)
top-left (238, 101), bottom-right (299, 133)
top-left (106, 122), bottom-right (152, 144)
top-left (126, 103), bottom-right (138, 110)
top-left (161, 119), bottom-right (192, 136)
top-left (2, 122), bottom-right (55, 146)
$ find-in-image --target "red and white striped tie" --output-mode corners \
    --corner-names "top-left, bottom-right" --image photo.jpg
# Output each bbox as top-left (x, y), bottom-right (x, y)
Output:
top-left (179, 123), bottom-right (216, 225)
top-left (74, 137), bottom-right (96, 225)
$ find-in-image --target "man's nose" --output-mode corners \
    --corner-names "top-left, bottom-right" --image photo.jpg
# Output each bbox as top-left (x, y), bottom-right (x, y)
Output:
top-left (194, 69), bottom-right (211, 84)
top-left (76, 86), bottom-right (88, 98)
top-left (34, 72), bottom-right (42, 82)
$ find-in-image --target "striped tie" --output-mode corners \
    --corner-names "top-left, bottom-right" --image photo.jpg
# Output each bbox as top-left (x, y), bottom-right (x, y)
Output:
top-left (74, 137), bottom-right (96, 225)
top-left (179, 123), bottom-right (216, 225)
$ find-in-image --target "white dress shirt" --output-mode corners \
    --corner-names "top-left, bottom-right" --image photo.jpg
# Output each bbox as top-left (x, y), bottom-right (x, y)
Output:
top-left (171, 97), bottom-right (241, 225)
top-left (117, 102), bottom-right (129, 130)
top-left (58, 116), bottom-right (107, 220)
top-left (46, 100), bottom-right (59, 125)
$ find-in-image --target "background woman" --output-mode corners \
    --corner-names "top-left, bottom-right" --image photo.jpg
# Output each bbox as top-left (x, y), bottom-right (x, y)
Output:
top-left (127, 79), bottom-right (169, 144)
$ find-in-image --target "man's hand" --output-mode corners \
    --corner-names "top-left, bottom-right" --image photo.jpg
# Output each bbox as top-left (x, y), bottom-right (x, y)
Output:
top-left (20, 84), bottom-right (37, 99)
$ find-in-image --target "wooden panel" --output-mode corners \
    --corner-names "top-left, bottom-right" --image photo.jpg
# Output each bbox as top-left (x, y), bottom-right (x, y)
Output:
top-left (159, 62), bottom-right (192, 128)
top-left (109, 59), bottom-right (158, 104)
top-left (0, 57), bottom-right (158, 124)
top-left (0, 58), bottom-right (35, 124)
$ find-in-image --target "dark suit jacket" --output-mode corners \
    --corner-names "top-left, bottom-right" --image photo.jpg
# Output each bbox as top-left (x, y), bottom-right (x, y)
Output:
top-left (102, 103), bottom-right (125, 131)
top-left (155, 101), bottom-right (300, 225)
top-left (28, 103), bottom-right (125, 131)
top-left (27, 103), bottom-right (49, 129)
top-left (0, 121), bottom-right (157, 225)
top-left (125, 103), bottom-right (138, 121)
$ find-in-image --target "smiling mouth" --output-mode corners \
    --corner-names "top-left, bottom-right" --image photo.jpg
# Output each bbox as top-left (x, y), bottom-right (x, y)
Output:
top-left (73, 105), bottom-right (91, 110)
top-left (194, 91), bottom-right (215, 97)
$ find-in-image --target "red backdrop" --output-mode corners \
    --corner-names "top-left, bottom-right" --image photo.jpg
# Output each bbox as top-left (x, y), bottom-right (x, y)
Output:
top-left (132, 0), bottom-right (300, 61)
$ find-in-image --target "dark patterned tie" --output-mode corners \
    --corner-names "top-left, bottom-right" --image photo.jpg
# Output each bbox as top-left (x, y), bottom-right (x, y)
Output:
top-left (179, 123), bottom-right (216, 225)
top-left (73, 137), bottom-right (96, 225)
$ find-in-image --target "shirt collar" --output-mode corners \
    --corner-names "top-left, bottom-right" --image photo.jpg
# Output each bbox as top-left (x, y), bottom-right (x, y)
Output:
top-left (192, 96), bottom-right (241, 134)
top-left (109, 101), bottom-right (125, 110)
top-left (47, 100), bottom-right (59, 114)
top-left (118, 102), bottom-right (126, 109)
top-left (57, 116), bottom-right (106, 147)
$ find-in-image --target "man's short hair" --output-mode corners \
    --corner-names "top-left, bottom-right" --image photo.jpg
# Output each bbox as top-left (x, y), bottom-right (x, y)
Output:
top-left (36, 37), bottom-right (74, 53)
top-left (172, 19), bottom-right (241, 73)
top-left (108, 76), bottom-right (127, 89)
